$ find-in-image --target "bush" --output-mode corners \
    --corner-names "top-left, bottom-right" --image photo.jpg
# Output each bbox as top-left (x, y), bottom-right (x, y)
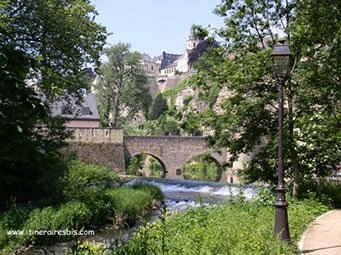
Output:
top-left (0, 204), bottom-right (29, 250)
top-left (60, 161), bottom-right (120, 224)
top-left (299, 180), bottom-right (341, 208)
top-left (21, 201), bottom-right (92, 245)
top-left (131, 183), bottom-right (164, 201)
top-left (62, 160), bottom-right (120, 202)
top-left (105, 187), bottom-right (153, 225)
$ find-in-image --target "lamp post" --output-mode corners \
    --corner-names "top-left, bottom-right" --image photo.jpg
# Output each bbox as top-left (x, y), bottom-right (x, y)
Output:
top-left (271, 40), bottom-right (292, 243)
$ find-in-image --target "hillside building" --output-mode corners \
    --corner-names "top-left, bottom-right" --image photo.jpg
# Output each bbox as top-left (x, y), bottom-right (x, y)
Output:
top-left (141, 28), bottom-right (214, 77)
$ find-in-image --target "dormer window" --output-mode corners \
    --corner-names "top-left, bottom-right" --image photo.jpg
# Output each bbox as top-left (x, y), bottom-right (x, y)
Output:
top-left (61, 105), bottom-right (72, 115)
top-left (82, 106), bottom-right (92, 115)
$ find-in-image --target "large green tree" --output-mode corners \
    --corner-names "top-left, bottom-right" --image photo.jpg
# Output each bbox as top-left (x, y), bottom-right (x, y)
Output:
top-left (186, 0), bottom-right (340, 196)
top-left (2, 0), bottom-right (107, 98)
top-left (0, 0), bottom-right (107, 210)
top-left (95, 43), bottom-right (151, 128)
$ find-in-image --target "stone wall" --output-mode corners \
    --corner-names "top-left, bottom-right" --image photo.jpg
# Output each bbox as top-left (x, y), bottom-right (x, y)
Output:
top-left (66, 128), bottom-right (125, 173)
top-left (70, 128), bottom-right (123, 143)
top-left (66, 142), bottom-right (126, 173)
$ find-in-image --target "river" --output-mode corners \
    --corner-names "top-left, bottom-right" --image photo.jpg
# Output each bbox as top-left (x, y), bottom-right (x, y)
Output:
top-left (23, 178), bottom-right (259, 254)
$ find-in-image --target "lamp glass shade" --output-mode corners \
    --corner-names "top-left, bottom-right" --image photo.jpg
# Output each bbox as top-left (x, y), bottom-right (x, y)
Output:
top-left (271, 55), bottom-right (290, 77)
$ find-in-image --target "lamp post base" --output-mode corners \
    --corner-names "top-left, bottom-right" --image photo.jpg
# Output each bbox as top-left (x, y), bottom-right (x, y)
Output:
top-left (274, 186), bottom-right (291, 243)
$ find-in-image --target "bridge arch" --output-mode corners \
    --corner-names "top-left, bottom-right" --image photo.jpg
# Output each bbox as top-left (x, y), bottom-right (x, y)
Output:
top-left (126, 152), bottom-right (167, 178)
top-left (183, 153), bottom-right (223, 182)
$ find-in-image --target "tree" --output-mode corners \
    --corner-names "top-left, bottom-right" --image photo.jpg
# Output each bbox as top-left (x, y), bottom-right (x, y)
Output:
top-left (95, 43), bottom-right (151, 128)
top-left (149, 93), bottom-right (168, 120)
top-left (2, 0), bottom-right (107, 98)
top-left (185, 0), bottom-right (340, 196)
top-left (0, 0), bottom-right (107, 210)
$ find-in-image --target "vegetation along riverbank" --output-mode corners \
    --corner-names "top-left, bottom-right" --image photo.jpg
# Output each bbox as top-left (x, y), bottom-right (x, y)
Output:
top-left (72, 185), bottom-right (341, 255)
top-left (0, 161), bottom-right (163, 254)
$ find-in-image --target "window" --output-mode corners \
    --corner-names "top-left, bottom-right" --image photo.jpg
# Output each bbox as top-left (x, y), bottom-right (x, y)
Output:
top-left (81, 106), bottom-right (91, 115)
top-left (61, 105), bottom-right (72, 115)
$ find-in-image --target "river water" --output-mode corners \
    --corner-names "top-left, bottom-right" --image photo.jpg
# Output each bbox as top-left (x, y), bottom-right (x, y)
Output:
top-left (23, 178), bottom-right (259, 254)
top-left (127, 177), bottom-right (258, 211)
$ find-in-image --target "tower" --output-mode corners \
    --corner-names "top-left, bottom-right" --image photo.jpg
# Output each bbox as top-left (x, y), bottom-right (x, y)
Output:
top-left (186, 27), bottom-right (200, 50)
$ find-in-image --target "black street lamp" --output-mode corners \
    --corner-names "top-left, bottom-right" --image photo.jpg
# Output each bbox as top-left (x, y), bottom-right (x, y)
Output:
top-left (271, 40), bottom-right (292, 243)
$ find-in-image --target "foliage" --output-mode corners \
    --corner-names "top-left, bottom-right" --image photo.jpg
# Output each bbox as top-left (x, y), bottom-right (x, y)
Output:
top-left (21, 202), bottom-right (92, 246)
top-left (131, 183), bottom-right (164, 201)
top-left (183, 0), bottom-right (340, 196)
top-left (1, 0), bottom-right (107, 94)
top-left (162, 81), bottom-right (189, 100)
top-left (61, 160), bottom-right (120, 225)
top-left (127, 115), bottom-right (181, 136)
top-left (147, 157), bottom-right (165, 178)
top-left (148, 93), bottom-right (168, 120)
top-left (0, 0), bottom-right (107, 210)
top-left (183, 154), bottom-right (221, 181)
top-left (0, 202), bottom-right (91, 252)
top-left (76, 196), bottom-right (328, 254)
top-left (94, 43), bottom-right (152, 128)
top-left (76, 240), bottom-right (110, 255)
top-left (126, 155), bottom-right (165, 178)
top-left (105, 187), bottom-right (153, 225)
top-left (62, 161), bottom-right (120, 202)
top-left (126, 155), bottom-right (145, 176)
top-left (0, 203), bottom-right (29, 251)
top-left (0, 160), bottom-right (163, 253)
top-left (0, 44), bottom-right (71, 211)
top-left (299, 180), bottom-right (341, 209)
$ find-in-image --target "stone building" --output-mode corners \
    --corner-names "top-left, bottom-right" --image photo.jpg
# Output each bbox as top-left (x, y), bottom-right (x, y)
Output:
top-left (51, 91), bottom-right (101, 128)
top-left (141, 28), bottom-right (215, 77)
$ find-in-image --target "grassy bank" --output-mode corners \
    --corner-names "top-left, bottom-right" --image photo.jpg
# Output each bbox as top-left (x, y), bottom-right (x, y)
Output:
top-left (77, 192), bottom-right (329, 255)
top-left (0, 161), bottom-right (163, 254)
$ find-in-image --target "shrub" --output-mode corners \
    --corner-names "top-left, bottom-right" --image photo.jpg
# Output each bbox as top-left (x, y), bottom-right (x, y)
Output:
top-left (0, 204), bottom-right (29, 250)
top-left (21, 201), bottom-right (91, 246)
top-left (131, 183), bottom-right (164, 201)
top-left (62, 160), bottom-right (120, 202)
top-left (105, 187), bottom-right (153, 226)
top-left (299, 180), bottom-right (341, 208)
top-left (61, 161), bottom-right (120, 224)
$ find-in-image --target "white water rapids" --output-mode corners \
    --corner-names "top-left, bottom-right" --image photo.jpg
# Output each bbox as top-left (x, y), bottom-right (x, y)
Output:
top-left (127, 177), bottom-right (259, 211)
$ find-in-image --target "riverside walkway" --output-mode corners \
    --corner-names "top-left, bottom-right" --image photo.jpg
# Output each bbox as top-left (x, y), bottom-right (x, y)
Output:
top-left (300, 209), bottom-right (341, 255)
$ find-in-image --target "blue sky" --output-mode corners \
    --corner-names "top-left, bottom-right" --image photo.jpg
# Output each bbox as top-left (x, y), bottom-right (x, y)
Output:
top-left (92, 0), bottom-right (223, 57)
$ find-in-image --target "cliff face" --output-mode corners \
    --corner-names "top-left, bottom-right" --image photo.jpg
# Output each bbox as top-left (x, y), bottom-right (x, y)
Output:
top-left (148, 73), bottom-right (190, 98)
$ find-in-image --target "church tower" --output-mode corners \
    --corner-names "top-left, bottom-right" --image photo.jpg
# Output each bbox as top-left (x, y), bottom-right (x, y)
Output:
top-left (186, 27), bottom-right (200, 50)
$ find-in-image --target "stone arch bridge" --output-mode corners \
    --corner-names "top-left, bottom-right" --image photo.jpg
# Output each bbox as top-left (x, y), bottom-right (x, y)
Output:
top-left (124, 136), bottom-right (226, 180)
top-left (68, 128), bottom-right (227, 181)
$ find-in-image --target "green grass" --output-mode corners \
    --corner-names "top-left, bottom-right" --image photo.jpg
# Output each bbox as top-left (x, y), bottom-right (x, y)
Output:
top-left (105, 187), bottom-right (154, 226)
top-left (108, 196), bottom-right (329, 254)
top-left (131, 183), bottom-right (164, 201)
